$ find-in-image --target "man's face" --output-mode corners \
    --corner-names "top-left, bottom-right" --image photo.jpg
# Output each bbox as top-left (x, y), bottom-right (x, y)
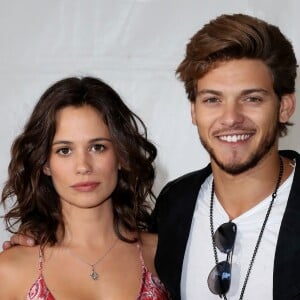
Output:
top-left (191, 59), bottom-right (294, 175)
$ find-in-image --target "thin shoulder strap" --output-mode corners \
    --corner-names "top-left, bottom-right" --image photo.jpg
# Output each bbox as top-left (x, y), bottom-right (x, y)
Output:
top-left (38, 246), bottom-right (44, 275)
top-left (136, 242), bottom-right (146, 270)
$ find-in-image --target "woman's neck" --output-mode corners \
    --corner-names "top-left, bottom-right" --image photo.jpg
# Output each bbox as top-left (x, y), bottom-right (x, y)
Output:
top-left (58, 199), bottom-right (116, 247)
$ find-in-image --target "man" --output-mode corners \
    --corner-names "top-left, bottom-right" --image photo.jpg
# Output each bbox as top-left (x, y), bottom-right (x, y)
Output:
top-left (3, 14), bottom-right (299, 300)
top-left (152, 14), bottom-right (298, 300)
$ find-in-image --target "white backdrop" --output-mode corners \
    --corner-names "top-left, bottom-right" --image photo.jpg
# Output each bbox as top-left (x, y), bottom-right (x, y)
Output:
top-left (0, 0), bottom-right (299, 244)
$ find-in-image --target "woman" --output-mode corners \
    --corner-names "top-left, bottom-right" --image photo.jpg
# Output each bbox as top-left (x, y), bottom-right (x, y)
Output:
top-left (0, 76), bottom-right (169, 299)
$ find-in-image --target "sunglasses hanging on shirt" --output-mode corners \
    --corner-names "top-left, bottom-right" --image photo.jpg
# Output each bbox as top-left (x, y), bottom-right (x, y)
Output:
top-left (207, 221), bottom-right (237, 296)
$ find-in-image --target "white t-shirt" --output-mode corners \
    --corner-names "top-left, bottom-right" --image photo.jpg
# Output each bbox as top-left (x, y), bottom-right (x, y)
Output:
top-left (181, 169), bottom-right (295, 299)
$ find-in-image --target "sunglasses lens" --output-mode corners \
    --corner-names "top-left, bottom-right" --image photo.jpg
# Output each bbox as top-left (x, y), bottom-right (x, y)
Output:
top-left (214, 222), bottom-right (237, 253)
top-left (207, 261), bottom-right (231, 295)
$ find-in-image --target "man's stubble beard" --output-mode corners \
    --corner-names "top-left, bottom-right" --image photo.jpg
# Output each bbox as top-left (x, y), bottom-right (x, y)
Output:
top-left (199, 122), bottom-right (279, 175)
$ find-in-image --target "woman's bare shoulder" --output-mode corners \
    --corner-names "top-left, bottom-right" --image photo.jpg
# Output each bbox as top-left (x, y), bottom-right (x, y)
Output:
top-left (139, 232), bottom-right (158, 275)
top-left (139, 232), bottom-right (158, 247)
top-left (0, 244), bottom-right (38, 262)
top-left (0, 245), bottom-right (39, 297)
top-left (0, 245), bottom-right (39, 276)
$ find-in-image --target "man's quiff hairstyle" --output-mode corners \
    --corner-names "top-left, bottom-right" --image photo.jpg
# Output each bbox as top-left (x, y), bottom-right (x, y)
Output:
top-left (176, 13), bottom-right (298, 136)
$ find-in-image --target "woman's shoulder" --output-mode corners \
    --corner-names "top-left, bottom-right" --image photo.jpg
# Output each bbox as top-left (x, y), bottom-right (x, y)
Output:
top-left (140, 232), bottom-right (158, 246)
top-left (0, 245), bottom-right (39, 277)
top-left (0, 244), bottom-right (39, 263)
top-left (0, 245), bottom-right (40, 296)
top-left (139, 232), bottom-right (158, 275)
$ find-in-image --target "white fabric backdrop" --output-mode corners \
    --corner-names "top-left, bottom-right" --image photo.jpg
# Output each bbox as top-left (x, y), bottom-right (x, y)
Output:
top-left (0, 0), bottom-right (299, 244)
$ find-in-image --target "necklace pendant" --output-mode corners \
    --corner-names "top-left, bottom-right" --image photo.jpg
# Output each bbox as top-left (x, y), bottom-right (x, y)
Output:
top-left (90, 269), bottom-right (99, 280)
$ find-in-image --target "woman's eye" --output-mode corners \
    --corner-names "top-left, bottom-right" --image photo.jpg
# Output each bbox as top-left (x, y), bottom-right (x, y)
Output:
top-left (91, 144), bottom-right (105, 152)
top-left (57, 147), bottom-right (71, 155)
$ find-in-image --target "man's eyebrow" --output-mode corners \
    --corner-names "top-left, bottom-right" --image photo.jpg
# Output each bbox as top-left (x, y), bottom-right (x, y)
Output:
top-left (197, 89), bottom-right (222, 96)
top-left (197, 88), bottom-right (270, 96)
top-left (240, 88), bottom-right (269, 95)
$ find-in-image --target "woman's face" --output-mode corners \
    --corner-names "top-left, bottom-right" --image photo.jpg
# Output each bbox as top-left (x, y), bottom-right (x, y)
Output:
top-left (44, 105), bottom-right (119, 210)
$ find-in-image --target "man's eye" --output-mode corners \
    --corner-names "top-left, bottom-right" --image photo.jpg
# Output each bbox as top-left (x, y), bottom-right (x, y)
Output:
top-left (203, 97), bottom-right (219, 103)
top-left (245, 96), bottom-right (262, 102)
top-left (57, 148), bottom-right (71, 155)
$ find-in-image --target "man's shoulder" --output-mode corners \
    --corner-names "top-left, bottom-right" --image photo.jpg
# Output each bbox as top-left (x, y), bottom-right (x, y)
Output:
top-left (280, 149), bottom-right (300, 160)
top-left (158, 164), bottom-right (212, 198)
top-left (151, 166), bottom-right (211, 231)
top-left (280, 150), bottom-right (300, 175)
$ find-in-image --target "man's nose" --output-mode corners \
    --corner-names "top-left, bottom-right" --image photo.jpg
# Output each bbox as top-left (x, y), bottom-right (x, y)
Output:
top-left (220, 102), bottom-right (244, 127)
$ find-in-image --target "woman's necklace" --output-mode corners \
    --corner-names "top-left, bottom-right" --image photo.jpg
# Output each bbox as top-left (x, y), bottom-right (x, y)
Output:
top-left (67, 238), bottom-right (118, 280)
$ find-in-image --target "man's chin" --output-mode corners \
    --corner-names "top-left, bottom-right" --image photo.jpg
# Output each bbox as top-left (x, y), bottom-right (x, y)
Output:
top-left (212, 157), bottom-right (260, 175)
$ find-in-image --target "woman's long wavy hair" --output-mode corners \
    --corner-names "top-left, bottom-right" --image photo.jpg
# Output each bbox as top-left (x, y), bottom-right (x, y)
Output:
top-left (1, 76), bottom-right (157, 246)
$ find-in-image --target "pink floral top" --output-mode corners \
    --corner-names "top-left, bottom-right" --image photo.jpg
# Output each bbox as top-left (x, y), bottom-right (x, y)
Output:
top-left (27, 244), bottom-right (169, 300)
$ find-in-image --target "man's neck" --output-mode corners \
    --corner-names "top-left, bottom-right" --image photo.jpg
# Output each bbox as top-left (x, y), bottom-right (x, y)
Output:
top-left (211, 155), bottom-right (294, 219)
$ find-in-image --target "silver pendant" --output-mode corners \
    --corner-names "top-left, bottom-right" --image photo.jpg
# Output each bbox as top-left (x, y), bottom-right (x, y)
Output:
top-left (90, 269), bottom-right (99, 280)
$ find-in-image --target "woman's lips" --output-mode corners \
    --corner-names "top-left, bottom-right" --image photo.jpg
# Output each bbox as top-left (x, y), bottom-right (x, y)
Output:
top-left (71, 182), bottom-right (100, 192)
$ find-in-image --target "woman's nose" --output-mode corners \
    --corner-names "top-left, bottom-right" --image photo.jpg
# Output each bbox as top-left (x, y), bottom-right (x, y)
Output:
top-left (75, 153), bottom-right (92, 175)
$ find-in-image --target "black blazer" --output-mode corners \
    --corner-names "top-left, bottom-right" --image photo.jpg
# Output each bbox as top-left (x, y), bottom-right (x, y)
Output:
top-left (153, 150), bottom-right (300, 300)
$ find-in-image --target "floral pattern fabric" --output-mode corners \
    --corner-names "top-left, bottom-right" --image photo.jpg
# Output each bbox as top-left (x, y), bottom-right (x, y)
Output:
top-left (27, 244), bottom-right (169, 300)
top-left (27, 276), bottom-right (55, 300)
top-left (137, 243), bottom-right (169, 299)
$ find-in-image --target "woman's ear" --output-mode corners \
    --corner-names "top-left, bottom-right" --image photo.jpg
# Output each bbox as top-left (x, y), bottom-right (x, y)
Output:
top-left (43, 164), bottom-right (51, 176)
top-left (279, 93), bottom-right (296, 123)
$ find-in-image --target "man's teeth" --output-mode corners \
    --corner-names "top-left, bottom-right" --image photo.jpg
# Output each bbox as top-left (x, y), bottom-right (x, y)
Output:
top-left (219, 134), bottom-right (250, 142)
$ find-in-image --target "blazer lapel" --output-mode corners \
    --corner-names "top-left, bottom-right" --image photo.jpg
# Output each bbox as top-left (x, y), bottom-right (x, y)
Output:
top-left (274, 150), bottom-right (300, 299)
top-left (155, 165), bottom-right (212, 299)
